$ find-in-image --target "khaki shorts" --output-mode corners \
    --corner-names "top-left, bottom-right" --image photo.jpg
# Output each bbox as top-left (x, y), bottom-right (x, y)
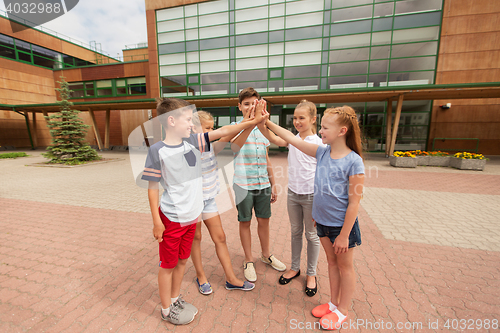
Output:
top-left (233, 184), bottom-right (271, 222)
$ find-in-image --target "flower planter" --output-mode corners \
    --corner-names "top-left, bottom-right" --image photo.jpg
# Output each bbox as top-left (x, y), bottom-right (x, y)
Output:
top-left (416, 156), bottom-right (429, 166)
top-left (390, 156), bottom-right (417, 168)
top-left (427, 156), bottom-right (450, 167)
top-left (449, 157), bottom-right (486, 171)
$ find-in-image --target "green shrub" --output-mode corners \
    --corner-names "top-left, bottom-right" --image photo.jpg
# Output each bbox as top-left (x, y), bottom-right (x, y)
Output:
top-left (0, 152), bottom-right (29, 159)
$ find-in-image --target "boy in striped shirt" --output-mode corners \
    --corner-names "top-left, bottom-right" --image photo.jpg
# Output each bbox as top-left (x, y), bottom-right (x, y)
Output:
top-left (231, 87), bottom-right (287, 282)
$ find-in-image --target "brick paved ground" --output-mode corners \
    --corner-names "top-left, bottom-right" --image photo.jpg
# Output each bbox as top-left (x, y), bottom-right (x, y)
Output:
top-left (1, 150), bottom-right (499, 332)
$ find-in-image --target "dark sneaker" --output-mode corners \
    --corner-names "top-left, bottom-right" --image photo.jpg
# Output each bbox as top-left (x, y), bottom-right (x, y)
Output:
top-left (225, 280), bottom-right (255, 291)
top-left (161, 300), bottom-right (195, 325)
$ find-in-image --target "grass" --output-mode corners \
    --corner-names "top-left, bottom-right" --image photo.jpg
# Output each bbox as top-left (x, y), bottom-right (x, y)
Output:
top-left (0, 152), bottom-right (29, 159)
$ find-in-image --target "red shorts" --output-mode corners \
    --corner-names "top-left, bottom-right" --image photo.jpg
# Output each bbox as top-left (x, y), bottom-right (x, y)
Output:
top-left (158, 208), bottom-right (197, 269)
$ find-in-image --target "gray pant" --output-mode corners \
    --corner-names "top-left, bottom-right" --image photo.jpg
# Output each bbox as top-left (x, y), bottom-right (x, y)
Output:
top-left (287, 189), bottom-right (320, 276)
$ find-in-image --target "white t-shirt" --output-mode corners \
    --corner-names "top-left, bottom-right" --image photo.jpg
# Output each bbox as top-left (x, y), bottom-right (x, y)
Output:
top-left (287, 133), bottom-right (325, 195)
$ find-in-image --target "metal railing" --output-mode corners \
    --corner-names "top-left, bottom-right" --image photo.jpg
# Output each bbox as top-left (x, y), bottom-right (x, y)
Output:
top-left (432, 138), bottom-right (479, 153)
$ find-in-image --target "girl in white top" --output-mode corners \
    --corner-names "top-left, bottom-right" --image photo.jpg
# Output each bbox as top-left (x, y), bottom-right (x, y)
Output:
top-left (191, 111), bottom-right (255, 294)
top-left (258, 100), bottom-right (323, 296)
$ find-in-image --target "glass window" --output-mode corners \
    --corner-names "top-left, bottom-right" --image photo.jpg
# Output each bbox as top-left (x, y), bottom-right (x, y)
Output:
top-left (185, 3), bottom-right (197, 16)
top-left (330, 48), bottom-right (369, 62)
top-left (235, 0), bottom-right (267, 9)
top-left (185, 29), bottom-right (199, 41)
top-left (162, 75), bottom-right (187, 86)
top-left (31, 44), bottom-right (58, 59)
top-left (200, 48), bottom-right (229, 61)
top-left (270, 4), bottom-right (285, 17)
top-left (235, 32), bottom-right (267, 46)
top-left (200, 83), bottom-right (229, 95)
top-left (188, 76), bottom-right (199, 84)
top-left (285, 52), bottom-right (321, 66)
top-left (330, 62), bottom-right (368, 76)
top-left (200, 60), bottom-right (229, 72)
top-left (284, 65), bottom-right (321, 79)
top-left (331, 6), bottom-right (373, 23)
top-left (269, 43), bottom-right (284, 55)
top-left (15, 39), bottom-right (31, 53)
top-left (186, 41), bottom-right (199, 52)
top-left (157, 31), bottom-right (185, 44)
top-left (157, 7), bottom-right (183, 21)
top-left (199, 12), bottom-right (229, 27)
top-left (158, 42), bottom-right (185, 54)
top-left (286, 26), bottom-right (322, 41)
top-left (157, 19), bottom-right (184, 33)
top-left (236, 57), bottom-right (267, 70)
top-left (201, 73), bottom-right (229, 84)
top-left (385, 71), bottom-right (434, 86)
top-left (199, 0), bottom-right (228, 14)
top-left (33, 55), bottom-right (55, 69)
top-left (371, 31), bottom-right (392, 45)
top-left (200, 37), bottom-right (229, 50)
top-left (391, 41), bottom-right (438, 58)
top-left (269, 30), bottom-right (285, 43)
top-left (390, 56), bottom-right (436, 72)
top-left (237, 80), bottom-right (268, 91)
top-left (285, 39), bottom-right (322, 54)
top-left (369, 60), bottom-right (389, 73)
top-left (332, 0), bottom-right (372, 9)
top-left (395, 0), bottom-right (442, 15)
top-left (283, 78), bottom-right (319, 91)
top-left (186, 51), bottom-right (199, 63)
top-left (17, 51), bottom-right (31, 63)
top-left (394, 12), bottom-right (441, 29)
top-left (286, 0), bottom-right (323, 14)
top-left (236, 6), bottom-right (268, 22)
top-left (368, 74), bottom-right (388, 87)
top-left (286, 12), bottom-right (323, 29)
top-left (217, 116), bottom-right (231, 127)
top-left (0, 44), bottom-right (16, 60)
top-left (96, 80), bottom-right (112, 88)
top-left (159, 53), bottom-right (186, 65)
top-left (236, 44), bottom-right (268, 58)
top-left (370, 45), bottom-right (390, 59)
top-left (236, 19), bottom-right (268, 34)
top-left (269, 69), bottom-right (282, 79)
top-left (392, 26), bottom-right (440, 43)
top-left (331, 20), bottom-right (372, 36)
top-left (0, 34), bottom-right (14, 47)
top-left (200, 25), bottom-right (229, 39)
top-left (85, 82), bottom-right (95, 96)
top-left (185, 17), bottom-right (198, 29)
top-left (374, 3), bottom-right (394, 17)
top-left (269, 55), bottom-right (284, 67)
top-left (330, 33), bottom-right (371, 49)
top-left (329, 75), bottom-right (368, 88)
top-left (270, 17), bottom-right (284, 30)
top-left (160, 64), bottom-right (186, 76)
top-left (237, 69), bottom-right (268, 81)
top-left (372, 17), bottom-right (393, 31)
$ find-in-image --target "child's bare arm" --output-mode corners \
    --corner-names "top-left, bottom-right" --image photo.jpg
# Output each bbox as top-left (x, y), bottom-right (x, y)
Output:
top-left (266, 149), bottom-right (277, 203)
top-left (265, 119), bottom-right (319, 157)
top-left (257, 121), bottom-right (288, 147)
top-left (207, 103), bottom-right (262, 143)
top-left (148, 181), bottom-right (164, 243)
top-left (333, 174), bottom-right (364, 254)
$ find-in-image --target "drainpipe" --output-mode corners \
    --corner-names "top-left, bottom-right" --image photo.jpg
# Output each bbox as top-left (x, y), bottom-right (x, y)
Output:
top-left (13, 108), bottom-right (35, 150)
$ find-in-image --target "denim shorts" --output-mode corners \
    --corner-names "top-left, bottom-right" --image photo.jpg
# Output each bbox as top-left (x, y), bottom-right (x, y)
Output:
top-left (202, 197), bottom-right (218, 214)
top-left (316, 219), bottom-right (362, 248)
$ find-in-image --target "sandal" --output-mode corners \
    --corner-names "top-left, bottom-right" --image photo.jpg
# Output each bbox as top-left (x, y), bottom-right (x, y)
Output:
top-left (278, 270), bottom-right (300, 285)
top-left (305, 276), bottom-right (317, 297)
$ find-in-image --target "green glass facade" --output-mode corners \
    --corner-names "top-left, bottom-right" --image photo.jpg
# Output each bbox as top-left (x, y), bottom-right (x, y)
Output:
top-left (68, 77), bottom-right (147, 99)
top-left (156, 0), bottom-right (443, 150)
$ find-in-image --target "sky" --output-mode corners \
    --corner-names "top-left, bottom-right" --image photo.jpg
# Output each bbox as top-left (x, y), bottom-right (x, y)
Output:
top-left (0, 0), bottom-right (148, 59)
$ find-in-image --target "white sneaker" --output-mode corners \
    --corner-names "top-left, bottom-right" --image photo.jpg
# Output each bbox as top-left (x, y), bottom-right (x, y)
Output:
top-left (260, 254), bottom-right (286, 272)
top-left (243, 262), bottom-right (257, 282)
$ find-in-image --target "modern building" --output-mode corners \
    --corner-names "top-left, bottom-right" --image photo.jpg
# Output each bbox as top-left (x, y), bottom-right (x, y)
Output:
top-left (1, 0), bottom-right (499, 154)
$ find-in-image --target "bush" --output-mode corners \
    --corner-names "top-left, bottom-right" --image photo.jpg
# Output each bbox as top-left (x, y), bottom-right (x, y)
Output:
top-left (0, 152), bottom-right (29, 159)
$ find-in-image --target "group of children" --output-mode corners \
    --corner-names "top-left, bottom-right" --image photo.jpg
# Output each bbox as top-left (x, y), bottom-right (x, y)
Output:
top-left (142, 87), bottom-right (365, 330)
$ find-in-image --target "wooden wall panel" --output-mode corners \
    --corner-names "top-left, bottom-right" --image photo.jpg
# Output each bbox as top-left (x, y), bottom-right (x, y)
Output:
top-left (120, 110), bottom-right (149, 145)
top-left (146, 0), bottom-right (210, 10)
top-left (123, 62), bottom-right (148, 78)
top-left (431, 0), bottom-right (500, 155)
top-left (123, 48), bottom-right (149, 62)
top-left (81, 65), bottom-right (125, 81)
top-left (146, 9), bottom-right (160, 101)
top-left (92, 110), bottom-right (123, 146)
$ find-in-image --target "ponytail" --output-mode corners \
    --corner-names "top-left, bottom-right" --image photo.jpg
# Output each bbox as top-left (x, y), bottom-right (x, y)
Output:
top-left (323, 106), bottom-right (363, 159)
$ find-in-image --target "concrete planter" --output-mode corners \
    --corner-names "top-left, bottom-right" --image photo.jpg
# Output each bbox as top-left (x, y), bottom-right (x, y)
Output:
top-left (427, 156), bottom-right (450, 167)
top-left (390, 156), bottom-right (417, 168)
top-left (449, 157), bottom-right (486, 171)
top-left (416, 156), bottom-right (430, 166)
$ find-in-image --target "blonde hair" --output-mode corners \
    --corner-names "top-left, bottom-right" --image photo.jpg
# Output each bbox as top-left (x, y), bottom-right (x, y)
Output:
top-left (192, 110), bottom-right (213, 127)
top-left (295, 100), bottom-right (318, 133)
top-left (323, 106), bottom-right (363, 158)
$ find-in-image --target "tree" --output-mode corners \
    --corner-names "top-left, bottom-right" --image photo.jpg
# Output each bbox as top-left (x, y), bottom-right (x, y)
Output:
top-left (43, 77), bottom-right (100, 164)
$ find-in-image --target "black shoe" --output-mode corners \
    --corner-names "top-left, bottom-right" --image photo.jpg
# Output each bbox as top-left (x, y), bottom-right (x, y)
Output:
top-left (305, 276), bottom-right (317, 297)
top-left (278, 270), bottom-right (300, 285)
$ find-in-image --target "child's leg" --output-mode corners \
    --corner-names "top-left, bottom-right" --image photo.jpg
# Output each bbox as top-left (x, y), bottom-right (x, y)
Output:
top-left (191, 222), bottom-right (208, 284)
top-left (239, 221), bottom-right (253, 262)
top-left (256, 217), bottom-right (270, 258)
top-left (171, 258), bottom-right (189, 298)
top-left (158, 267), bottom-right (174, 309)
top-left (335, 248), bottom-right (356, 316)
top-left (204, 214), bottom-right (244, 286)
top-left (284, 189), bottom-right (304, 278)
top-left (303, 195), bottom-right (320, 287)
top-left (319, 236), bottom-right (341, 306)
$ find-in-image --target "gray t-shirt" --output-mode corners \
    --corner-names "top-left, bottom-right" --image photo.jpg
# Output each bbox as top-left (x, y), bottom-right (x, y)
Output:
top-left (142, 132), bottom-right (210, 223)
top-left (312, 147), bottom-right (365, 227)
